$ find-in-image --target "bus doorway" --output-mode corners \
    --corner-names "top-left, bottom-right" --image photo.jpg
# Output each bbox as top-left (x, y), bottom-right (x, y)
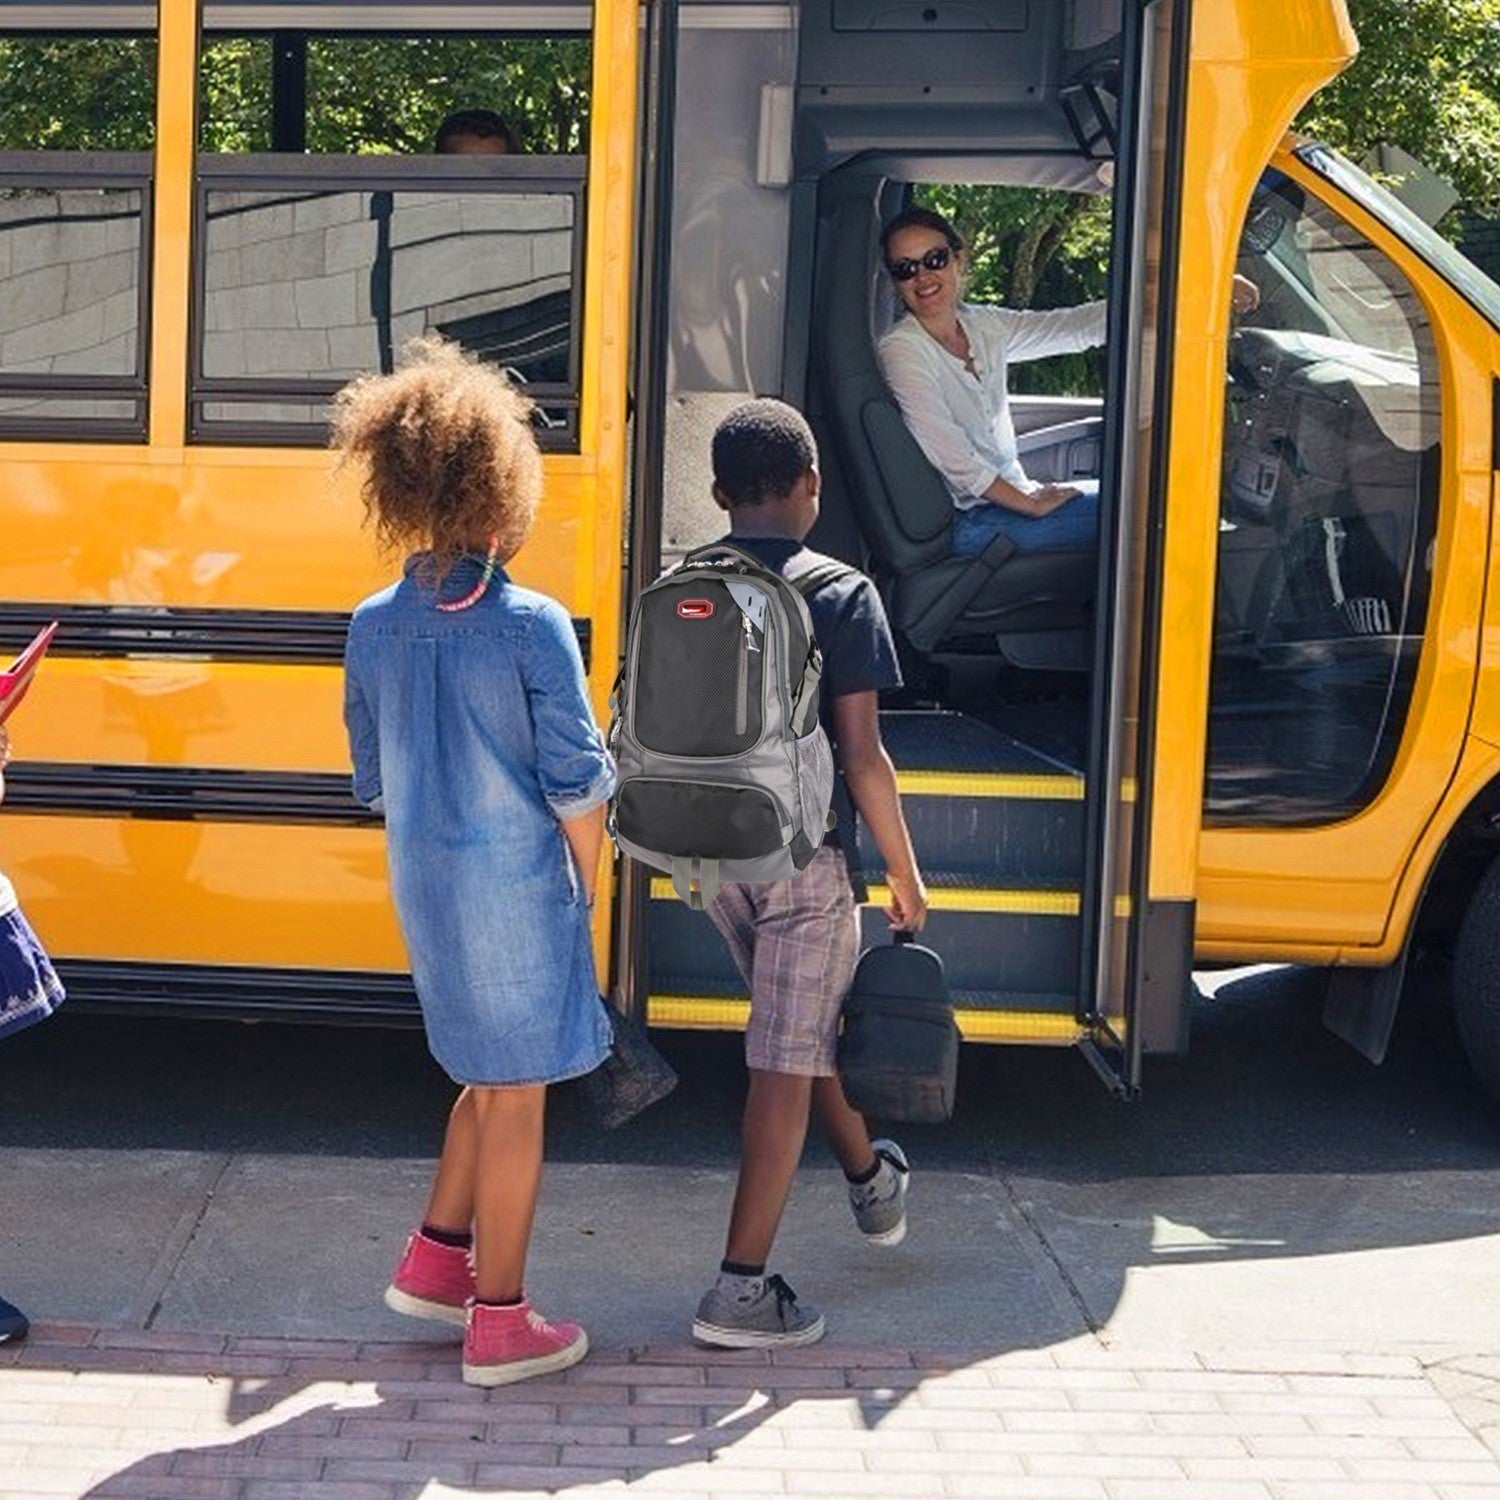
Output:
top-left (632, 0), bottom-right (1192, 1090)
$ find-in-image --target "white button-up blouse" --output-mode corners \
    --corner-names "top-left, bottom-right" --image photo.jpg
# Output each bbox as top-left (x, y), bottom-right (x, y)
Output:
top-left (876, 300), bottom-right (1108, 509)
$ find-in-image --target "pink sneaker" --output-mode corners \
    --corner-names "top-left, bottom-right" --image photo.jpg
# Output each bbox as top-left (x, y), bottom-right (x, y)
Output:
top-left (462, 1298), bottom-right (589, 1387)
top-left (383, 1229), bottom-right (474, 1327)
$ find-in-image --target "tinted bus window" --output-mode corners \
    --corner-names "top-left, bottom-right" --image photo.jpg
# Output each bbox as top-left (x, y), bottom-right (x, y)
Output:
top-left (196, 177), bottom-right (580, 439)
top-left (191, 15), bottom-right (590, 446)
top-left (1206, 171), bottom-right (1441, 824)
top-left (0, 27), bottom-right (155, 437)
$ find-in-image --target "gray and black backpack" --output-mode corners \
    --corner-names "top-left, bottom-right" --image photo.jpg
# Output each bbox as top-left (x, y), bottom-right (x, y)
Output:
top-left (607, 542), bottom-right (849, 909)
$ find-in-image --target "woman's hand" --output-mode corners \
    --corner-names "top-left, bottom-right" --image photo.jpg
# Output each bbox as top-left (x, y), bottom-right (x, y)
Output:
top-left (1231, 273), bottom-right (1261, 316)
top-left (983, 478), bottom-right (1082, 517)
top-left (1020, 483), bottom-right (1082, 517)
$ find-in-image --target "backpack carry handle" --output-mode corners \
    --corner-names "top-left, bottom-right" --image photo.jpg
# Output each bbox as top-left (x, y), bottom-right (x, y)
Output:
top-left (680, 541), bottom-right (770, 573)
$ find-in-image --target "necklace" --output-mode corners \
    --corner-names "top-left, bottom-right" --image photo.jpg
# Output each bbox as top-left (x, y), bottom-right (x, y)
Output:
top-left (436, 534), bottom-right (500, 613)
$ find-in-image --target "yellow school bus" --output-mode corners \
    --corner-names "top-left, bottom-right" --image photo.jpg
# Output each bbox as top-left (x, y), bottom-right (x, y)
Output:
top-left (3, 0), bottom-right (1499, 1099)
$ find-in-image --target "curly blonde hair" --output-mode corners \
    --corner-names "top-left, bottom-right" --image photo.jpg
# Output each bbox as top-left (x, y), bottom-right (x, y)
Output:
top-left (331, 336), bottom-right (542, 583)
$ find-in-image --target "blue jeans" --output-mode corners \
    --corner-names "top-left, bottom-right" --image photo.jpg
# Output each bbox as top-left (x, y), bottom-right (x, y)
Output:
top-left (952, 480), bottom-right (1099, 557)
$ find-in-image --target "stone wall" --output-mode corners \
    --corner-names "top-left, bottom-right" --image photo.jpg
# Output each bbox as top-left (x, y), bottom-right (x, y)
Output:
top-left (201, 188), bottom-right (576, 383)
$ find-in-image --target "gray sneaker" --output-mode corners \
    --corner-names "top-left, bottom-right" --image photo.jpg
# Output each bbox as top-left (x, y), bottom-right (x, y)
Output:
top-left (849, 1139), bottom-right (910, 1246)
top-left (692, 1273), bottom-right (826, 1349)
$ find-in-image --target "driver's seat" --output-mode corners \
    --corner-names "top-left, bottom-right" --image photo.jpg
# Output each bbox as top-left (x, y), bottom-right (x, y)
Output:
top-left (812, 178), bottom-right (1095, 660)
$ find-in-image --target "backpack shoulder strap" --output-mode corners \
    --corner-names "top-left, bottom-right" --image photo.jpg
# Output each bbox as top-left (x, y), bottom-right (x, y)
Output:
top-left (790, 559), bottom-right (858, 601)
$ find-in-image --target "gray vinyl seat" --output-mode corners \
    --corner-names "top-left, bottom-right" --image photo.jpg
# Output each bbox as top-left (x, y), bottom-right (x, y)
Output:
top-left (814, 187), bottom-right (1095, 657)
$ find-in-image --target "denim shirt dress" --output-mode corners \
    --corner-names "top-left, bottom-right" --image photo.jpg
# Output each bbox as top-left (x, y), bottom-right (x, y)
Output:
top-left (344, 556), bottom-right (614, 1086)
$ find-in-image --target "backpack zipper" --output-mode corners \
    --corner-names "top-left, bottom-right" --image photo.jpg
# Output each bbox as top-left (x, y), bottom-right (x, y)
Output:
top-left (735, 614), bottom-right (752, 737)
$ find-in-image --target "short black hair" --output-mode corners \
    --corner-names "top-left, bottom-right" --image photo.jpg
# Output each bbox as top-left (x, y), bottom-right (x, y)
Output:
top-left (712, 399), bottom-right (818, 507)
top-left (434, 108), bottom-right (522, 154)
top-left (880, 205), bottom-right (965, 263)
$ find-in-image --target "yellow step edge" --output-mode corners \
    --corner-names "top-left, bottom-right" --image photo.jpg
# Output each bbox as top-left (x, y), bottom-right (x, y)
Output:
top-left (891, 771), bottom-right (1136, 802)
top-left (647, 994), bottom-right (1086, 1045)
top-left (894, 769), bottom-right (1085, 801)
top-left (649, 877), bottom-right (1081, 916)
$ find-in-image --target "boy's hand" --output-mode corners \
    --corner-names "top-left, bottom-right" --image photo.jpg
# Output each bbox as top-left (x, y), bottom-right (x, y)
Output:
top-left (883, 866), bottom-right (929, 933)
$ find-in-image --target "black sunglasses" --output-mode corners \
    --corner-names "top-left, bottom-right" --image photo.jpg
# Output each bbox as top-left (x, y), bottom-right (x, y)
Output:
top-left (887, 245), bottom-right (953, 282)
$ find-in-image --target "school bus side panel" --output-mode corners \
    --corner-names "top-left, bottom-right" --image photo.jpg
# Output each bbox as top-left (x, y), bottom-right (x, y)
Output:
top-left (0, 0), bottom-right (639, 992)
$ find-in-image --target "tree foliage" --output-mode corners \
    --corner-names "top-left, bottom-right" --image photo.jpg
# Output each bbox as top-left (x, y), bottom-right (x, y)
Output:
top-left (0, 34), bottom-right (591, 156)
top-left (1297, 0), bottom-right (1500, 223)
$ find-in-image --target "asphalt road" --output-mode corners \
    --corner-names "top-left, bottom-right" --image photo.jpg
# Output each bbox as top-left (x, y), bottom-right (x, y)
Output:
top-left (1, 958), bottom-right (1495, 1176)
top-left (5, 960), bottom-right (1500, 1354)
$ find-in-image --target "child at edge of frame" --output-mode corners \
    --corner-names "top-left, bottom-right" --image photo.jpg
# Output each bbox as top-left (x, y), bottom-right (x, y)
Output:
top-left (0, 720), bottom-right (68, 1344)
top-left (337, 336), bottom-right (616, 1388)
top-left (688, 397), bottom-right (931, 1350)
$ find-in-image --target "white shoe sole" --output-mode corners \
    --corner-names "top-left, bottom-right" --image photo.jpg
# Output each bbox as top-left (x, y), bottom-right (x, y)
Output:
top-left (383, 1284), bottom-right (468, 1328)
top-left (691, 1313), bottom-right (827, 1350)
top-left (862, 1216), bottom-right (907, 1248)
top-left (462, 1329), bottom-right (589, 1387)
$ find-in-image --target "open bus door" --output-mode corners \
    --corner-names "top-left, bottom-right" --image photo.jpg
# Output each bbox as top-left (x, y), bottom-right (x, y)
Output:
top-left (1075, 0), bottom-right (1194, 1096)
top-left (622, 0), bottom-right (1347, 1092)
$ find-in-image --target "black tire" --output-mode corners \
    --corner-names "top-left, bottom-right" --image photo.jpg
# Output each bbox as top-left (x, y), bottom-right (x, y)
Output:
top-left (1453, 852), bottom-right (1500, 1099)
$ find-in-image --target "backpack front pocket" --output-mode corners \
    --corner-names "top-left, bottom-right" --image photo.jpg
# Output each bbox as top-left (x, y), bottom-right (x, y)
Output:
top-left (614, 777), bottom-right (785, 859)
top-left (632, 580), bottom-right (765, 757)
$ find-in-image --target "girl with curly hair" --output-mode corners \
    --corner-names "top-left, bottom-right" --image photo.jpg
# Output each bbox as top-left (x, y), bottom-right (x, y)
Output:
top-left (337, 338), bottom-right (613, 1386)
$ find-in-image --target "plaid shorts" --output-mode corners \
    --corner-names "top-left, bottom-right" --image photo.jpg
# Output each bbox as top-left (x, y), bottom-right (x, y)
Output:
top-left (706, 846), bottom-right (860, 1076)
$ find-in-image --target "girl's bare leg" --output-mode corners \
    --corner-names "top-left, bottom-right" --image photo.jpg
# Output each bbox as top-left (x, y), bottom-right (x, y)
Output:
top-left (468, 1083), bottom-right (547, 1302)
top-left (422, 1088), bottom-right (479, 1233)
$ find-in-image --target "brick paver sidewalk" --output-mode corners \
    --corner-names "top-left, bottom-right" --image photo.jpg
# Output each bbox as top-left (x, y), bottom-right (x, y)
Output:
top-left (4, 1325), bottom-right (1500, 1499)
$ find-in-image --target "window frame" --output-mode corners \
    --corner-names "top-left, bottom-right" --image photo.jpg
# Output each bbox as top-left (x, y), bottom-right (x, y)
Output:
top-left (0, 150), bottom-right (154, 442)
top-left (188, 151), bottom-right (588, 448)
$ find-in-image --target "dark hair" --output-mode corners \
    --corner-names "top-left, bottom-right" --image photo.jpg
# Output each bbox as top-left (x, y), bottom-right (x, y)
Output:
top-left (880, 206), bottom-right (964, 263)
top-left (712, 398), bottom-right (818, 507)
top-left (434, 108), bottom-right (522, 154)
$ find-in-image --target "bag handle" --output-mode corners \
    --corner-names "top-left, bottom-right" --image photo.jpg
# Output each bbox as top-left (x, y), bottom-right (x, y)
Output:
top-left (894, 929), bottom-right (916, 946)
top-left (680, 541), bottom-right (772, 573)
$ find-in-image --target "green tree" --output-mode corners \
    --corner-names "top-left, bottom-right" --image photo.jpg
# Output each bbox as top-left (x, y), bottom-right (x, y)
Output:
top-left (0, 38), bottom-right (156, 150)
top-left (1297, 0), bottom-right (1500, 225)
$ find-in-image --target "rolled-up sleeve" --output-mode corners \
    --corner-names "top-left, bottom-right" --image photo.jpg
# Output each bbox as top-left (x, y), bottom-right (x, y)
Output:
top-left (522, 600), bottom-right (616, 820)
top-left (877, 331), bottom-right (1000, 500)
top-left (343, 637), bottom-right (383, 812)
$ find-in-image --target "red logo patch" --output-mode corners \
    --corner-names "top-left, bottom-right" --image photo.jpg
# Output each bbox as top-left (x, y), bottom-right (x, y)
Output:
top-left (677, 599), bottom-right (714, 619)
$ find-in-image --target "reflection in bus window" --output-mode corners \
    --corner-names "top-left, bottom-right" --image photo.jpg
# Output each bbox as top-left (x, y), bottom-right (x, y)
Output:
top-left (0, 25), bottom-right (155, 437)
top-left (192, 178), bottom-right (582, 445)
top-left (1206, 171), bottom-right (1441, 825)
top-left (199, 35), bottom-right (590, 155)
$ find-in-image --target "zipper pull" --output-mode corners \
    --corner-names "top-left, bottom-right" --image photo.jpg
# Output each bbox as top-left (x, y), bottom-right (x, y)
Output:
top-left (742, 613), bottom-right (759, 652)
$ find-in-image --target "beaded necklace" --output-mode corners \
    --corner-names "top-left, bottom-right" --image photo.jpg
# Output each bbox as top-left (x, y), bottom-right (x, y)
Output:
top-left (436, 534), bottom-right (500, 613)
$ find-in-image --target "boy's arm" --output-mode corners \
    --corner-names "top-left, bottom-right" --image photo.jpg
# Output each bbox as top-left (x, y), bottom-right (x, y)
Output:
top-left (831, 690), bottom-right (928, 932)
top-left (0, 723), bottom-right (8, 804)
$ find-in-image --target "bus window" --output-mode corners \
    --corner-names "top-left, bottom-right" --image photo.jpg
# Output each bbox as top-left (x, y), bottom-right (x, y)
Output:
top-left (0, 17), bottom-right (156, 438)
top-left (190, 5), bottom-right (590, 447)
top-left (199, 33), bottom-right (590, 156)
top-left (1206, 171), bottom-right (1441, 824)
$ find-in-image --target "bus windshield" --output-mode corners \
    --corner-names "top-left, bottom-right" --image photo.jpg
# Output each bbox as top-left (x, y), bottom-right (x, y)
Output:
top-left (1297, 142), bottom-right (1500, 330)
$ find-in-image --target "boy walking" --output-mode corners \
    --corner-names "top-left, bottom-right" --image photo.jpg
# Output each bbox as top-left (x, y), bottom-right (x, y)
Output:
top-left (691, 399), bottom-right (929, 1349)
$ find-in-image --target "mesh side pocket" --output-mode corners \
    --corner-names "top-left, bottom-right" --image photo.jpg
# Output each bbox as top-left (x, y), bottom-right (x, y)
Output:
top-left (794, 729), bottom-right (835, 841)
